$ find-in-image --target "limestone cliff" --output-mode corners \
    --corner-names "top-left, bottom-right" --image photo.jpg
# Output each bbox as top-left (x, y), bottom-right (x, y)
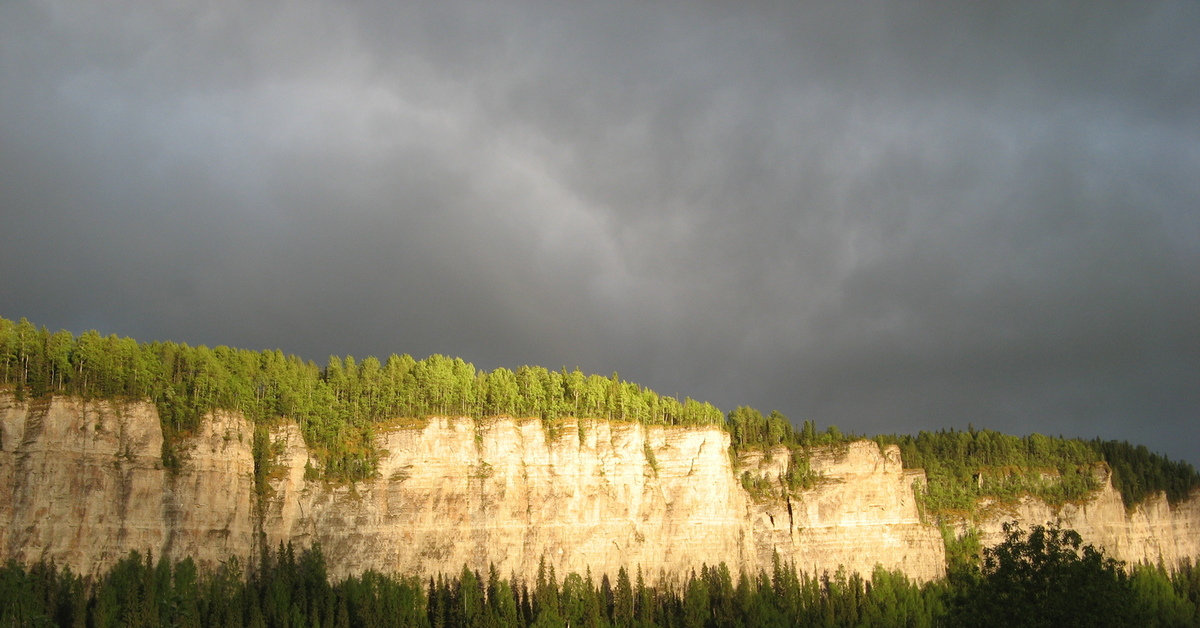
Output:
top-left (738, 442), bottom-right (945, 580)
top-left (1, 393), bottom-right (1191, 583)
top-left (0, 394), bottom-right (256, 575)
top-left (963, 467), bottom-right (1200, 568)
top-left (264, 418), bottom-right (944, 583)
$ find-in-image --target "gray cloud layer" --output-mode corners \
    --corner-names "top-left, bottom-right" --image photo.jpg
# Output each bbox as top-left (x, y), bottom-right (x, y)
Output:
top-left (2, 1), bottom-right (1197, 463)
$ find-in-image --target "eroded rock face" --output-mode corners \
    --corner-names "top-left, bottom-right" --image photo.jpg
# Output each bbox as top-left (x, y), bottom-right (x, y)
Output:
top-left (264, 418), bottom-right (947, 583)
top-left (967, 468), bottom-right (1200, 569)
top-left (0, 395), bottom-right (256, 576)
top-left (739, 442), bottom-right (947, 580)
top-left (265, 418), bottom-right (760, 582)
top-left (0, 393), bottom-right (1191, 583)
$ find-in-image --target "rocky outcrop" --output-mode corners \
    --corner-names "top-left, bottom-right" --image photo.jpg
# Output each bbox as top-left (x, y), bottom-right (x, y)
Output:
top-left (965, 467), bottom-right (1200, 569)
top-left (0, 395), bottom-right (256, 576)
top-left (263, 418), bottom-right (944, 583)
top-left (265, 418), bottom-right (752, 581)
top-left (0, 395), bottom-right (941, 581)
top-left (739, 442), bottom-right (947, 580)
top-left (0, 393), bottom-right (1193, 583)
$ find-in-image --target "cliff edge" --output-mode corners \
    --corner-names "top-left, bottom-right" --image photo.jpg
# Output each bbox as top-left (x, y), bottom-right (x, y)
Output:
top-left (6, 393), bottom-right (1190, 583)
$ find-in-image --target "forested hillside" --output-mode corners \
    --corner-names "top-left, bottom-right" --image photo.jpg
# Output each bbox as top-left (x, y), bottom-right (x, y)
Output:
top-left (2, 315), bottom-right (1196, 510)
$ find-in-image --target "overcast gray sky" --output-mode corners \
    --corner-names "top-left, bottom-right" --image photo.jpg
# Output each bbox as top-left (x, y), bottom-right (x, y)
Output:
top-left (2, 1), bottom-right (1197, 465)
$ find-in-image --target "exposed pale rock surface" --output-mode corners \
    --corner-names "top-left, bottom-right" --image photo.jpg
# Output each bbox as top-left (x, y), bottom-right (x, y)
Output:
top-left (0, 393), bottom-right (1192, 583)
top-left (263, 418), bottom-right (945, 582)
top-left (739, 442), bottom-right (947, 580)
top-left (965, 467), bottom-right (1200, 568)
top-left (0, 395), bottom-right (256, 576)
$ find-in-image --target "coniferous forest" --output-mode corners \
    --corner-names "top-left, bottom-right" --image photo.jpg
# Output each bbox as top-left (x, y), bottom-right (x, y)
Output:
top-left (3, 528), bottom-right (1200, 627)
top-left (3, 316), bottom-right (1200, 625)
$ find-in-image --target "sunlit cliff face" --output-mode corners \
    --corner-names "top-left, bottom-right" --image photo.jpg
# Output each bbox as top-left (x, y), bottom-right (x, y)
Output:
top-left (3, 393), bottom-right (1197, 583)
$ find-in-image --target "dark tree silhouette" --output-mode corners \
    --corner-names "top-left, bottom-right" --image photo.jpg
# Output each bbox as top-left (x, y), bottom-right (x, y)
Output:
top-left (948, 522), bottom-right (1135, 628)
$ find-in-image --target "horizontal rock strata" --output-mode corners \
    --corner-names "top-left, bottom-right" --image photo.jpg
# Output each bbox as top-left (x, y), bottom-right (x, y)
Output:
top-left (1, 393), bottom-right (1191, 582)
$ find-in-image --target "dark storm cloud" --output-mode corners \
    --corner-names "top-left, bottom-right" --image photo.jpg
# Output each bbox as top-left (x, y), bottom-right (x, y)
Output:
top-left (2, 1), bottom-right (1197, 464)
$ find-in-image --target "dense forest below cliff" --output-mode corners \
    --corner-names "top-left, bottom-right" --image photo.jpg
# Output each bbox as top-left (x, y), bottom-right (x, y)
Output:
top-left (4, 527), bottom-right (1200, 628)
top-left (1, 316), bottom-right (1197, 513)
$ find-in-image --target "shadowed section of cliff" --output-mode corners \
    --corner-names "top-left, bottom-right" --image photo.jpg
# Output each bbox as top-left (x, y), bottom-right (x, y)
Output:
top-left (0, 394), bottom-right (256, 576)
top-left (0, 393), bottom-right (1193, 583)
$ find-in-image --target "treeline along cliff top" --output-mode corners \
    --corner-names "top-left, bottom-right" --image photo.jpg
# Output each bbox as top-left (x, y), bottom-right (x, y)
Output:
top-left (1, 315), bottom-right (1196, 514)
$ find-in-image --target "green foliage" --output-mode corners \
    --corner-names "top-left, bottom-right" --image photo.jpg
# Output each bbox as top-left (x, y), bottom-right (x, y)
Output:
top-left (0, 559), bottom-right (82, 627)
top-left (881, 428), bottom-right (1200, 518)
top-left (946, 522), bottom-right (1138, 627)
top-left (4, 528), bottom-right (1200, 628)
top-left (942, 525), bottom-right (982, 576)
top-left (741, 448), bottom-right (824, 502)
top-left (782, 448), bottom-right (820, 492)
top-left (1091, 439), bottom-right (1200, 509)
top-left (740, 471), bottom-right (776, 501)
top-left (725, 407), bottom-right (855, 452)
top-left (643, 443), bottom-right (658, 474)
top-left (1128, 563), bottom-right (1197, 627)
top-left (4, 315), bottom-right (1197, 508)
top-left (1175, 559), bottom-right (1200, 626)
top-left (728, 410), bottom-right (852, 502)
top-left (0, 317), bottom-right (723, 483)
top-left (252, 424), bottom-right (275, 500)
top-left (881, 429), bottom-right (1106, 517)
